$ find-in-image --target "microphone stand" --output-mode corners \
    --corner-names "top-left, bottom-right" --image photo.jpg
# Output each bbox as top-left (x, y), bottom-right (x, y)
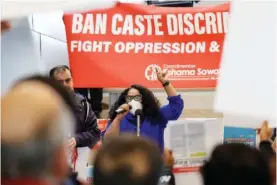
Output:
top-left (135, 110), bottom-right (143, 137)
top-left (136, 114), bottom-right (140, 137)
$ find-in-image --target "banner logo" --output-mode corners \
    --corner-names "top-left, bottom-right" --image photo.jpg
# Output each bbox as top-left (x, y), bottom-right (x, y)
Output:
top-left (145, 64), bottom-right (162, 81)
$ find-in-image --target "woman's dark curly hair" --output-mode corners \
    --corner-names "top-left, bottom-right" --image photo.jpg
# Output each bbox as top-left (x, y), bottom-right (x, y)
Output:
top-left (109, 84), bottom-right (161, 121)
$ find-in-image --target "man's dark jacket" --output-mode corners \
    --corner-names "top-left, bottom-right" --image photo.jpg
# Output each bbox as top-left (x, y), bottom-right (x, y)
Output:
top-left (74, 93), bottom-right (100, 148)
top-left (159, 166), bottom-right (175, 185)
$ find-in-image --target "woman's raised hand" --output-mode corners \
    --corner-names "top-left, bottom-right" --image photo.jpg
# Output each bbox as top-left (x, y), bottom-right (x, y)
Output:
top-left (156, 67), bottom-right (168, 84)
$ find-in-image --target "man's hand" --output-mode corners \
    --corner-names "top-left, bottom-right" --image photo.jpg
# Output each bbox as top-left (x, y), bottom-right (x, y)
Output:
top-left (260, 120), bottom-right (273, 141)
top-left (68, 137), bottom-right (77, 149)
top-left (1, 21), bottom-right (11, 34)
top-left (163, 148), bottom-right (174, 168)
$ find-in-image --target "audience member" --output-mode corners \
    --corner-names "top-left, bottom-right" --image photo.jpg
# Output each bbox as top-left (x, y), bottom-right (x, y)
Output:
top-left (50, 65), bottom-right (101, 171)
top-left (93, 134), bottom-right (163, 185)
top-left (201, 143), bottom-right (272, 185)
top-left (1, 75), bottom-right (75, 185)
top-left (1, 21), bottom-right (11, 34)
top-left (50, 65), bottom-right (100, 149)
top-left (159, 148), bottom-right (175, 185)
top-left (259, 121), bottom-right (276, 158)
top-left (163, 148), bottom-right (175, 169)
top-left (258, 121), bottom-right (276, 185)
top-left (16, 75), bottom-right (76, 113)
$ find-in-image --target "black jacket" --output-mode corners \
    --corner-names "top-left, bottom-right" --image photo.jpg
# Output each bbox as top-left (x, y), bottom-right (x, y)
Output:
top-left (159, 166), bottom-right (175, 185)
top-left (259, 140), bottom-right (275, 159)
top-left (74, 93), bottom-right (100, 148)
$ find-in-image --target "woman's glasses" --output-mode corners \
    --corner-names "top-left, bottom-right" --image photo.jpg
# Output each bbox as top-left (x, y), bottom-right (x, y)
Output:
top-left (125, 95), bottom-right (142, 102)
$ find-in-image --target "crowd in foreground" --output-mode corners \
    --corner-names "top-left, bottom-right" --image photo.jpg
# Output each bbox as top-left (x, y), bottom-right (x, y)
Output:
top-left (1, 74), bottom-right (276, 185)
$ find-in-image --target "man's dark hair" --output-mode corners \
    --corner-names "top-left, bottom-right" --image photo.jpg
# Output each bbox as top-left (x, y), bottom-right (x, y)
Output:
top-left (200, 143), bottom-right (272, 185)
top-left (93, 134), bottom-right (163, 185)
top-left (14, 74), bottom-right (76, 114)
top-left (49, 65), bottom-right (71, 79)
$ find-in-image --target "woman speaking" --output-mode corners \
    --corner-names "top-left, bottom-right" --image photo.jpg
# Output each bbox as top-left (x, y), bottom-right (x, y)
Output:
top-left (102, 69), bottom-right (184, 151)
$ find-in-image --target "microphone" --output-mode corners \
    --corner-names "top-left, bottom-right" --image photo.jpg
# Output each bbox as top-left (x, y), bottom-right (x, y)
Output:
top-left (116, 105), bottom-right (132, 114)
top-left (135, 109), bottom-right (143, 116)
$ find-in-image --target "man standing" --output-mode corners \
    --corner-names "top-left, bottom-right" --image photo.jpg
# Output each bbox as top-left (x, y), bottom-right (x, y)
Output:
top-left (50, 65), bottom-right (100, 173)
top-left (93, 134), bottom-right (163, 185)
top-left (160, 148), bottom-right (176, 185)
top-left (2, 75), bottom-right (75, 185)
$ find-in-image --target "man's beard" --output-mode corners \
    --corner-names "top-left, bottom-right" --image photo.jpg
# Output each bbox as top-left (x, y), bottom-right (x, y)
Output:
top-left (64, 86), bottom-right (74, 92)
top-left (66, 87), bottom-right (75, 95)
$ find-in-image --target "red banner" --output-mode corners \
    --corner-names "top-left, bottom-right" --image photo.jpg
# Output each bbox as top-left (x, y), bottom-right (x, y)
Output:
top-left (64, 3), bottom-right (229, 89)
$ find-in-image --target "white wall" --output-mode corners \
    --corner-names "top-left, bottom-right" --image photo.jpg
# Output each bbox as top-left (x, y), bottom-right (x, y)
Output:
top-left (1, 18), bottom-right (42, 94)
top-left (31, 11), bottom-right (69, 73)
top-left (1, 11), bottom-right (69, 93)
